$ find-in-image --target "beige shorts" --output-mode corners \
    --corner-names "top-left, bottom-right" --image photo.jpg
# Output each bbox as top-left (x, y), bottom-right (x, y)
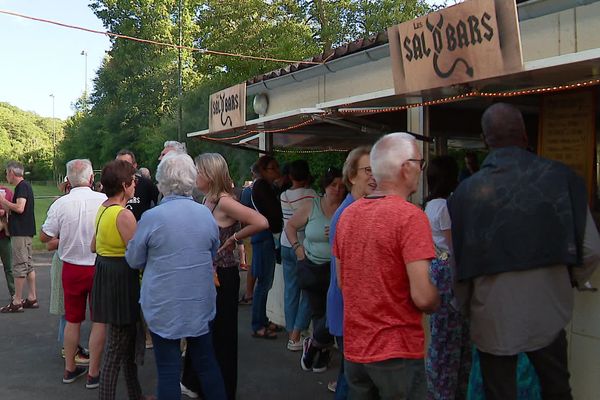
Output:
top-left (12, 236), bottom-right (33, 277)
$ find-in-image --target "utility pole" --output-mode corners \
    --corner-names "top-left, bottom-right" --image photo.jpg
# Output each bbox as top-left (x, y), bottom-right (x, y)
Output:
top-left (177, 0), bottom-right (183, 142)
top-left (49, 94), bottom-right (56, 183)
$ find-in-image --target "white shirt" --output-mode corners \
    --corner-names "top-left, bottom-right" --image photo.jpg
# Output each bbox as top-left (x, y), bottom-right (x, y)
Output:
top-left (424, 198), bottom-right (451, 253)
top-left (42, 186), bottom-right (106, 266)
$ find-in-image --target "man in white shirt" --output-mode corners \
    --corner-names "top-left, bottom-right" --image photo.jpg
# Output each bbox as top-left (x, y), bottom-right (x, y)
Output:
top-left (41, 159), bottom-right (107, 387)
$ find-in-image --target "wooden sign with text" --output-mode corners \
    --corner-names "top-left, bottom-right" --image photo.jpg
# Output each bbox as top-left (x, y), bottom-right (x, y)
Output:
top-left (209, 83), bottom-right (246, 133)
top-left (388, 0), bottom-right (522, 94)
top-left (539, 90), bottom-right (596, 197)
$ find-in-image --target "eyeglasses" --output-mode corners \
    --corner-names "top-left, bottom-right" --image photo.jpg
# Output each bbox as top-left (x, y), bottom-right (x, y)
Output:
top-left (357, 166), bottom-right (372, 175)
top-left (406, 158), bottom-right (427, 170)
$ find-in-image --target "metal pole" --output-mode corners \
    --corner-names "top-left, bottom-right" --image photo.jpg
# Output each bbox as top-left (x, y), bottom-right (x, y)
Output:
top-left (81, 50), bottom-right (88, 97)
top-left (177, 0), bottom-right (183, 142)
top-left (49, 94), bottom-right (56, 182)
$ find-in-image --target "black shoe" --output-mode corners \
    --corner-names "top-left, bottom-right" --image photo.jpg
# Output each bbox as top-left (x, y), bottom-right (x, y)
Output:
top-left (312, 348), bottom-right (330, 373)
top-left (63, 366), bottom-right (87, 384)
top-left (300, 337), bottom-right (319, 371)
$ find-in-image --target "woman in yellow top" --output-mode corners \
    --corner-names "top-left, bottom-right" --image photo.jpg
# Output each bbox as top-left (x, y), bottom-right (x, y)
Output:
top-left (90, 160), bottom-right (153, 400)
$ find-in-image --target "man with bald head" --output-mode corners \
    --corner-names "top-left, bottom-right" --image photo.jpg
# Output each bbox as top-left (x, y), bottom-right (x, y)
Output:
top-left (449, 103), bottom-right (600, 400)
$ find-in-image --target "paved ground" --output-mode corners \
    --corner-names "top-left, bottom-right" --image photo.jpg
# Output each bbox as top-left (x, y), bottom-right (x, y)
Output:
top-left (0, 252), bottom-right (338, 399)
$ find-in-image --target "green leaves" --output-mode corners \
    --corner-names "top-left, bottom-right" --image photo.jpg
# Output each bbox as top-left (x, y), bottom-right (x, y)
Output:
top-left (55, 0), bottom-right (434, 182)
top-left (0, 102), bottom-right (61, 180)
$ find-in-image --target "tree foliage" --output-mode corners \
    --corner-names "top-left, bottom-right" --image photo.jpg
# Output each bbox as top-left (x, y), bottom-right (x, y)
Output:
top-left (0, 102), bottom-right (63, 180)
top-left (55, 0), bottom-right (435, 182)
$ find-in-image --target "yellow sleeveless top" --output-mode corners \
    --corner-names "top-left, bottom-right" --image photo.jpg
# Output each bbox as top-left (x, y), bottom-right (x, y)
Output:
top-left (95, 205), bottom-right (127, 257)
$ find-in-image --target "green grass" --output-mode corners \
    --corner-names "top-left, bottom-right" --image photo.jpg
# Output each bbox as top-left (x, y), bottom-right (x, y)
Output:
top-left (32, 183), bottom-right (61, 250)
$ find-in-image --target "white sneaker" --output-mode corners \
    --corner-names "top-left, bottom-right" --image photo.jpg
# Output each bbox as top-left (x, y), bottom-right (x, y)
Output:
top-left (327, 381), bottom-right (337, 393)
top-left (287, 339), bottom-right (303, 351)
top-left (180, 382), bottom-right (199, 399)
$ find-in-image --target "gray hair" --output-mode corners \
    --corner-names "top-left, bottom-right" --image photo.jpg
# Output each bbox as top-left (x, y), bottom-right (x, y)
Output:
top-left (156, 152), bottom-right (196, 197)
top-left (66, 159), bottom-right (93, 187)
top-left (138, 167), bottom-right (151, 179)
top-left (6, 161), bottom-right (24, 177)
top-left (371, 132), bottom-right (417, 183)
top-left (164, 140), bottom-right (187, 154)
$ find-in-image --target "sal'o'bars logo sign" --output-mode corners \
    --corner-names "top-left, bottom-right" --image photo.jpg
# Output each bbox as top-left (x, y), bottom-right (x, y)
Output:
top-left (209, 83), bottom-right (246, 133)
top-left (388, 0), bottom-right (521, 94)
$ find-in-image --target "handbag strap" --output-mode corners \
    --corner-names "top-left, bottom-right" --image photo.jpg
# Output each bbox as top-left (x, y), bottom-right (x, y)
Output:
top-left (95, 204), bottom-right (119, 237)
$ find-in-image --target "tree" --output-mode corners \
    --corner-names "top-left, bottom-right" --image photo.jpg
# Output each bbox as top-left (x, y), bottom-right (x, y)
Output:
top-left (58, 0), bottom-right (436, 182)
top-left (0, 102), bottom-right (60, 180)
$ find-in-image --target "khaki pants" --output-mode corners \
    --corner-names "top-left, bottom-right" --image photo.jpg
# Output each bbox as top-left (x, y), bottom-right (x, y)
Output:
top-left (11, 236), bottom-right (33, 278)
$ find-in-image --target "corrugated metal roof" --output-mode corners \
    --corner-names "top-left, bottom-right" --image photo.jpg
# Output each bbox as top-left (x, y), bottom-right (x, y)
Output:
top-left (246, 31), bottom-right (389, 86)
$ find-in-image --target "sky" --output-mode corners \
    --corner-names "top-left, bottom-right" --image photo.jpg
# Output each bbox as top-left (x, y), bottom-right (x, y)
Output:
top-left (0, 0), bottom-right (449, 121)
top-left (0, 1), bottom-right (110, 119)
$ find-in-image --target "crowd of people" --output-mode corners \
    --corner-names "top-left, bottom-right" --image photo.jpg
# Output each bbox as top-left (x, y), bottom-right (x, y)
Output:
top-left (0, 103), bottom-right (598, 400)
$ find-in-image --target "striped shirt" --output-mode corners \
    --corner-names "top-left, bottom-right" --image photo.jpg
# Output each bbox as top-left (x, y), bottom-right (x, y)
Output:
top-left (280, 187), bottom-right (317, 248)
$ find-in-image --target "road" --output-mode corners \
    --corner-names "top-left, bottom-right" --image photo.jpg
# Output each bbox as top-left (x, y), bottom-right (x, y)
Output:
top-left (0, 252), bottom-right (338, 399)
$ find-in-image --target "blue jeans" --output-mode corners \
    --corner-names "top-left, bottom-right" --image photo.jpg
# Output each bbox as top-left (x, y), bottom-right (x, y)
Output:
top-left (281, 246), bottom-right (311, 332)
top-left (251, 238), bottom-right (276, 332)
top-left (58, 315), bottom-right (66, 344)
top-left (335, 336), bottom-right (349, 400)
top-left (151, 331), bottom-right (226, 400)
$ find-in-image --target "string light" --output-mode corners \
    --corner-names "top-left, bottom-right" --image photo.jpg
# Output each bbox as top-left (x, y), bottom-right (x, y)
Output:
top-left (202, 117), bottom-right (316, 142)
top-left (0, 9), bottom-right (322, 66)
top-left (337, 78), bottom-right (600, 115)
top-left (200, 77), bottom-right (600, 154)
top-left (274, 147), bottom-right (349, 154)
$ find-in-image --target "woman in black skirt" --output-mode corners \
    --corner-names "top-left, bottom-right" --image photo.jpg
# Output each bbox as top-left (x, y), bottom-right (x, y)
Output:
top-left (91, 160), bottom-right (153, 400)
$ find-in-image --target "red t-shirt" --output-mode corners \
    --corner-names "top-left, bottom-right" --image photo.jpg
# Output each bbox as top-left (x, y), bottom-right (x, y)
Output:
top-left (333, 195), bottom-right (435, 363)
top-left (0, 186), bottom-right (13, 240)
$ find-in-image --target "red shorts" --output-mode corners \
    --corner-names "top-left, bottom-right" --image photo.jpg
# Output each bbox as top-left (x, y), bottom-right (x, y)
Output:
top-left (62, 261), bottom-right (95, 323)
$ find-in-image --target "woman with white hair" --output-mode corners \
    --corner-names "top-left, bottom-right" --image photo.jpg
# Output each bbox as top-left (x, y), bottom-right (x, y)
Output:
top-left (126, 153), bottom-right (226, 400)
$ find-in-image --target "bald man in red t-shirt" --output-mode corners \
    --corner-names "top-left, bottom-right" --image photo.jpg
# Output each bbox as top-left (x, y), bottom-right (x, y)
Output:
top-left (333, 133), bottom-right (439, 400)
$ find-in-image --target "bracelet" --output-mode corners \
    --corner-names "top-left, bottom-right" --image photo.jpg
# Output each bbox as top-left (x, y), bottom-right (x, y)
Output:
top-left (292, 242), bottom-right (302, 251)
top-left (233, 232), bottom-right (243, 245)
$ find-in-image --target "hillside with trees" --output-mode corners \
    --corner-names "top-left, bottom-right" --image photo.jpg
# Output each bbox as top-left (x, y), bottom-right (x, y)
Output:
top-left (0, 102), bottom-right (63, 180)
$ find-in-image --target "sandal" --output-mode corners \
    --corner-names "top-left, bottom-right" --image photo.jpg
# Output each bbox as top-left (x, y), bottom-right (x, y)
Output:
top-left (251, 328), bottom-right (277, 340)
top-left (238, 295), bottom-right (253, 305)
top-left (22, 298), bottom-right (39, 309)
top-left (0, 301), bottom-right (24, 313)
top-left (267, 321), bottom-right (283, 332)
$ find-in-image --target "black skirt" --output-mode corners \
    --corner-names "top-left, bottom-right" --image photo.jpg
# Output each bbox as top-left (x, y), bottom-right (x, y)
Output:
top-left (91, 255), bottom-right (140, 326)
